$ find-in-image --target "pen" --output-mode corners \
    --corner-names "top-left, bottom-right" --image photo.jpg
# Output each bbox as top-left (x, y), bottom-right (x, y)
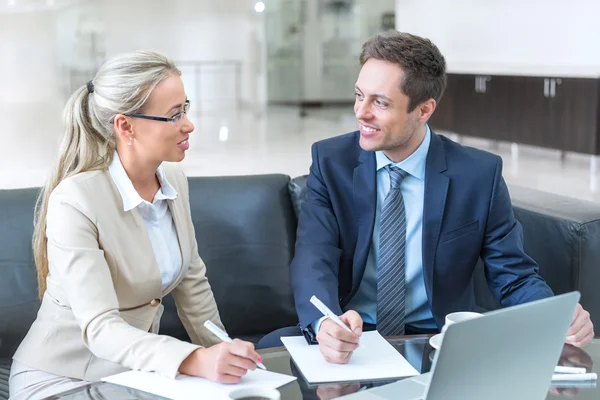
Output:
top-left (554, 366), bottom-right (587, 374)
top-left (551, 373), bottom-right (597, 382)
top-left (203, 320), bottom-right (267, 370)
top-left (310, 295), bottom-right (353, 333)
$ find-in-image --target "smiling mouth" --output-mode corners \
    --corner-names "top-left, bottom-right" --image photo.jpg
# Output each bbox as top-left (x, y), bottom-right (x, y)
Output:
top-left (360, 124), bottom-right (380, 132)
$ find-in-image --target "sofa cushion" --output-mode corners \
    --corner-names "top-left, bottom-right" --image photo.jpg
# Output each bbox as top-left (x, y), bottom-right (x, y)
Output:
top-left (160, 175), bottom-right (299, 340)
top-left (159, 295), bottom-right (266, 345)
top-left (0, 188), bottom-right (40, 360)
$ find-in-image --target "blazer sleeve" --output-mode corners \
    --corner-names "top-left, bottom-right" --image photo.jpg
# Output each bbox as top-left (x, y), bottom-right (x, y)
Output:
top-left (290, 142), bottom-right (344, 332)
top-left (480, 157), bottom-right (554, 305)
top-left (46, 186), bottom-right (199, 380)
top-left (170, 167), bottom-right (225, 347)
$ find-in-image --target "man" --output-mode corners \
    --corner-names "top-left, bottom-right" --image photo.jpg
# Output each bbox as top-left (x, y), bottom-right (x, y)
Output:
top-left (258, 31), bottom-right (593, 362)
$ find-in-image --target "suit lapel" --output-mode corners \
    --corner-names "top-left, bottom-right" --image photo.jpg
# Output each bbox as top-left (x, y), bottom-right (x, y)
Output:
top-left (352, 149), bottom-right (377, 294)
top-left (105, 170), bottom-right (162, 295)
top-left (422, 133), bottom-right (449, 320)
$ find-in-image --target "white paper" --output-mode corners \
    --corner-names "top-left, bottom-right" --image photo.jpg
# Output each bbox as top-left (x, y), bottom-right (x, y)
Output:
top-left (282, 331), bottom-right (419, 384)
top-left (102, 368), bottom-right (296, 400)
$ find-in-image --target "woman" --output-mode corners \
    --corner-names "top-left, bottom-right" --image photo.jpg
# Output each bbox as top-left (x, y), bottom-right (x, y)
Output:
top-left (9, 51), bottom-right (261, 399)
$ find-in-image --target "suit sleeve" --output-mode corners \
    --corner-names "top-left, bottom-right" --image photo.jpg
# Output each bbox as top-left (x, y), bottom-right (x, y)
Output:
top-left (290, 142), bottom-right (344, 331)
top-left (46, 189), bottom-right (199, 380)
top-left (481, 157), bottom-right (554, 306)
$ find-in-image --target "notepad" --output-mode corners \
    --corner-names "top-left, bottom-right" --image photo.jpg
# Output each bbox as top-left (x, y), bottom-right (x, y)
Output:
top-left (281, 331), bottom-right (419, 384)
top-left (102, 368), bottom-right (296, 400)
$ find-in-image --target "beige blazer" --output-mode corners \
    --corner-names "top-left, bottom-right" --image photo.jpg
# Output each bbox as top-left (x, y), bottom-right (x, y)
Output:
top-left (13, 163), bottom-right (224, 381)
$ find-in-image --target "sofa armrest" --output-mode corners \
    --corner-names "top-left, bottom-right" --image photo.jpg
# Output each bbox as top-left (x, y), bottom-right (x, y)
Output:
top-left (289, 175), bottom-right (308, 221)
top-left (475, 185), bottom-right (600, 328)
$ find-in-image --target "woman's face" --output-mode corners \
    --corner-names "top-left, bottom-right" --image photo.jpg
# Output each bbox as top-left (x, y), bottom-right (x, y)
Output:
top-left (127, 74), bottom-right (194, 163)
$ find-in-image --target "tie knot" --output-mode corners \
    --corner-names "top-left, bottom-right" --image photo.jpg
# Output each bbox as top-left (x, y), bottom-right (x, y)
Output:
top-left (387, 166), bottom-right (409, 189)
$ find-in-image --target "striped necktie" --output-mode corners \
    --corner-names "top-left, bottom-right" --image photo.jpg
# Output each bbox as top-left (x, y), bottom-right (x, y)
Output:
top-left (377, 165), bottom-right (410, 336)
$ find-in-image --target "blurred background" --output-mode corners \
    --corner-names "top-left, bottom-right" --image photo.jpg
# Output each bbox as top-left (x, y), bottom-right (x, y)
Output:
top-left (1, 0), bottom-right (599, 201)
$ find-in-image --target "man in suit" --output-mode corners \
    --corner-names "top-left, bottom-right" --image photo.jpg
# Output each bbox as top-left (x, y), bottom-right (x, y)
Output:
top-left (258, 31), bottom-right (594, 361)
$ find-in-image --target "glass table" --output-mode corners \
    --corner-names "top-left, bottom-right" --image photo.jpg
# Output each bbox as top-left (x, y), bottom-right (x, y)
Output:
top-left (48, 336), bottom-right (599, 399)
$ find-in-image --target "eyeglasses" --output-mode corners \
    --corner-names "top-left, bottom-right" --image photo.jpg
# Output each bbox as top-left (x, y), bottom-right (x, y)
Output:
top-left (123, 100), bottom-right (190, 125)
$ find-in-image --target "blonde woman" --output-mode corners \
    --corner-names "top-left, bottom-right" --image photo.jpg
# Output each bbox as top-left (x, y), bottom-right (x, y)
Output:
top-left (9, 51), bottom-right (261, 400)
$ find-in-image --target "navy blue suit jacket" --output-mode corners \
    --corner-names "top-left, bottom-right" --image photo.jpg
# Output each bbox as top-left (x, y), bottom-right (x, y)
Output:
top-left (290, 130), bottom-right (554, 336)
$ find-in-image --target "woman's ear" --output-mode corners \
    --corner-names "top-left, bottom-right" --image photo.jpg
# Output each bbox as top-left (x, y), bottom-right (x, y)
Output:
top-left (113, 114), bottom-right (134, 143)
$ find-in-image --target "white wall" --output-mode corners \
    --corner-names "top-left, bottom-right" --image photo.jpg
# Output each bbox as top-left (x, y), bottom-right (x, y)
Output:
top-left (0, 0), bottom-right (265, 108)
top-left (0, 11), bottom-right (60, 104)
top-left (395, 0), bottom-right (600, 77)
top-left (0, 10), bottom-right (64, 188)
top-left (98, 0), bottom-right (265, 109)
top-left (0, 0), bottom-right (266, 188)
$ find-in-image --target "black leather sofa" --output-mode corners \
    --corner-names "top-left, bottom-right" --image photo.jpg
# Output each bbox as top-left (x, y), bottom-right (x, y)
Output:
top-left (1, 174), bottom-right (600, 399)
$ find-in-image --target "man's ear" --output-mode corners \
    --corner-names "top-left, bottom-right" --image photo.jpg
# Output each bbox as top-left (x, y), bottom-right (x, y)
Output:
top-left (417, 98), bottom-right (436, 124)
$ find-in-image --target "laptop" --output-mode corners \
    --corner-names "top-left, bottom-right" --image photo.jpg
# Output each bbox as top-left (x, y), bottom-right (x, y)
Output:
top-left (340, 291), bottom-right (580, 400)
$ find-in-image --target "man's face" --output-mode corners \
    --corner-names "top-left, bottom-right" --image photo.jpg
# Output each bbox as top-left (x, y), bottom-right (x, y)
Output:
top-left (354, 59), bottom-right (422, 158)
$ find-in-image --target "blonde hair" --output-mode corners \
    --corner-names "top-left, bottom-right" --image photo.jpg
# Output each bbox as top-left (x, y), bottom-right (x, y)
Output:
top-left (33, 50), bottom-right (181, 298)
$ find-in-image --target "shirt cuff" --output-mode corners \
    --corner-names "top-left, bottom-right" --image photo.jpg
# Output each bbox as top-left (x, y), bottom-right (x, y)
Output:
top-left (311, 316), bottom-right (329, 336)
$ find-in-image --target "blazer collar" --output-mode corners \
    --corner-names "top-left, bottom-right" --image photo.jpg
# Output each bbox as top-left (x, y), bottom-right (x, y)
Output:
top-left (108, 151), bottom-right (178, 212)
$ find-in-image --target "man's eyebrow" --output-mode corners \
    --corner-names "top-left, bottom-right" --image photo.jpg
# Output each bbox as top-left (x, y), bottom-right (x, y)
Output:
top-left (355, 86), bottom-right (392, 102)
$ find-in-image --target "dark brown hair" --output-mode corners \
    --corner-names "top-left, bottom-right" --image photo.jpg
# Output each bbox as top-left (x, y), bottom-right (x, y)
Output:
top-left (360, 30), bottom-right (446, 112)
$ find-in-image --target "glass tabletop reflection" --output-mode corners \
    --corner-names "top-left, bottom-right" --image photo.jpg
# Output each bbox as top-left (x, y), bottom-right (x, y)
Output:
top-left (48, 336), bottom-right (600, 400)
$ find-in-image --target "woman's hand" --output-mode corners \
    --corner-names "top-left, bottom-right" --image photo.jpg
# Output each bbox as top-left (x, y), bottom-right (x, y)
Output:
top-left (179, 339), bottom-right (263, 384)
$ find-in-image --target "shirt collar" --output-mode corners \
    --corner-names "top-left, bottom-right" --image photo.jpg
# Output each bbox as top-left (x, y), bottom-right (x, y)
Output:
top-left (108, 151), bottom-right (177, 212)
top-left (375, 125), bottom-right (431, 181)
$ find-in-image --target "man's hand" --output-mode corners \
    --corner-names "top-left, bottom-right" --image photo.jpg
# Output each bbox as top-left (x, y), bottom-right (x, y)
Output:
top-left (316, 310), bottom-right (363, 364)
top-left (566, 304), bottom-right (594, 348)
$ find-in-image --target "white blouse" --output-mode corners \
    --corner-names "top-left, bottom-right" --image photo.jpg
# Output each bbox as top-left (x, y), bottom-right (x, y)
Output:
top-left (108, 152), bottom-right (181, 291)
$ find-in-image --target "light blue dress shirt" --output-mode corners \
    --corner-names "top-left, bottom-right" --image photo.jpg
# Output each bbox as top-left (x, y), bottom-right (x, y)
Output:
top-left (311, 126), bottom-right (436, 334)
top-left (346, 126), bottom-right (435, 329)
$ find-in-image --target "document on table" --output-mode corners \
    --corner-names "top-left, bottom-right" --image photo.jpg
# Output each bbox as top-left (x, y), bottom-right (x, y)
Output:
top-left (102, 368), bottom-right (296, 400)
top-left (281, 331), bottom-right (419, 384)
